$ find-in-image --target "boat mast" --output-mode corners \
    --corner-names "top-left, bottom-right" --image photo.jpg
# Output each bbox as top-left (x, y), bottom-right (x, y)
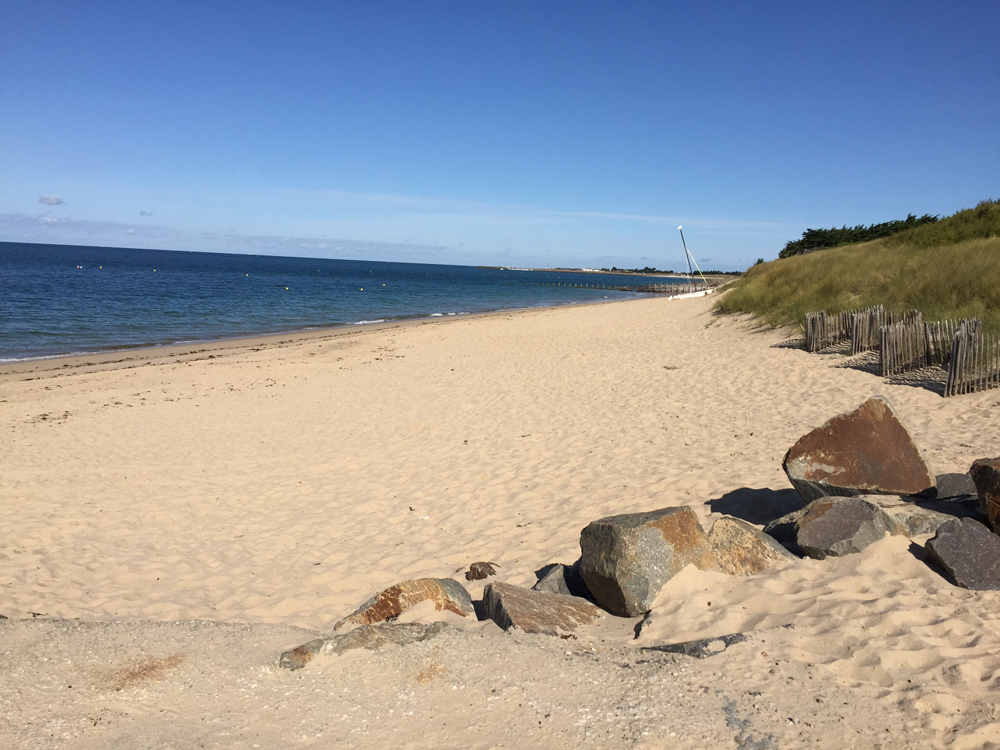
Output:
top-left (678, 226), bottom-right (693, 278)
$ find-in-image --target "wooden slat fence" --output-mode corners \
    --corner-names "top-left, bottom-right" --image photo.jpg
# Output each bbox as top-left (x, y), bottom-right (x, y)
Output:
top-left (945, 321), bottom-right (999, 397)
top-left (924, 318), bottom-right (980, 367)
top-left (850, 307), bottom-right (921, 355)
top-left (879, 312), bottom-right (925, 376)
top-left (804, 309), bottom-right (856, 352)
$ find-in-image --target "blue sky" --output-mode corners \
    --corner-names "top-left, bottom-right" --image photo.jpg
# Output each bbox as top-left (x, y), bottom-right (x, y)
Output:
top-left (1, 2), bottom-right (997, 270)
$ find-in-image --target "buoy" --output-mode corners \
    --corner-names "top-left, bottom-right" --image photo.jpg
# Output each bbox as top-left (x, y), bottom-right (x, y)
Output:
top-left (360, 288), bottom-right (364, 291)
top-left (286, 287), bottom-right (289, 290)
top-left (383, 283), bottom-right (385, 286)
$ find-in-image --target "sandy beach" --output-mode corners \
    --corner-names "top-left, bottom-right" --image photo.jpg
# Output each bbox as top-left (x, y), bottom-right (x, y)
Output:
top-left (4, 294), bottom-right (1000, 749)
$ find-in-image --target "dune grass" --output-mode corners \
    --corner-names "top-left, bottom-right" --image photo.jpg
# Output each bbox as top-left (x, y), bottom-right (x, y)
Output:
top-left (716, 200), bottom-right (1000, 333)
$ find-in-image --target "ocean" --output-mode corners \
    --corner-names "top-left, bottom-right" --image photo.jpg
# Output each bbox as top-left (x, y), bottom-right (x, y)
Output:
top-left (0, 242), bottom-right (688, 362)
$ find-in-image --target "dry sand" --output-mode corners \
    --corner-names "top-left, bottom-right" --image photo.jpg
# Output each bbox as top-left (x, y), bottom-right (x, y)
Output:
top-left (2, 294), bottom-right (1000, 748)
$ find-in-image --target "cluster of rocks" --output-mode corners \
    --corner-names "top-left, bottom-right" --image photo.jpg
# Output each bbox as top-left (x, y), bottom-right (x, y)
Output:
top-left (280, 395), bottom-right (1000, 669)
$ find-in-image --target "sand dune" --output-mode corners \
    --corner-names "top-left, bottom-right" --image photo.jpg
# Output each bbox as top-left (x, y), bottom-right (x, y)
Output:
top-left (3, 294), bottom-right (1000, 747)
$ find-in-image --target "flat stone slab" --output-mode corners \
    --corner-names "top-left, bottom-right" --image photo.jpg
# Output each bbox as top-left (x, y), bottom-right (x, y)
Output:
top-left (796, 496), bottom-right (904, 559)
top-left (925, 518), bottom-right (1000, 590)
top-left (707, 516), bottom-right (796, 575)
top-left (279, 622), bottom-right (448, 670)
top-left (334, 578), bottom-right (473, 631)
top-left (482, 582), bottom-right (602, 636)
top-left (783, 396), bottom-right (935, 502)
top-left (579, 506), bottom-right (720, 617)
top-left (859, 495), bottom-right (957, 537)
top-left (531, 560), bottom-right (593, 599)
top-left (642, 632), bottom-right (749, 659)
top-left (971, 457), bottom-right (1000, 530)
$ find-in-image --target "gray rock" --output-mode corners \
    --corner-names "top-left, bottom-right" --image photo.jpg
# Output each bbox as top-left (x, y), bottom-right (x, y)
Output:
top-left (482, 582), bottom-right (602, 636)
top-left (859, 495), bottom-right (957, 536)
top-left (783, 396), bottom-right (935, 502)
top-left (579, 506), bottom-right (720, 617)
top-left (707, 517), bottom-right (796, 575)
top-left (795, 496), bottom-right (904, 559)
top-left (334, 578), bottom-right (474, 631)
top-left (925, 518), bottom-right (1000, 590)
top-left (279, 622), bottom-right (448, 670)
top-left (932, 472), bottom-right (979, 501)
top-left (971, 457), bottom-right (1000, 530)
top-left (763, 508), bottom-right (807, 546)
top-left (531, 560), bottom-right (593, 599)
top-left (642, 632), bottom-right (749, 659)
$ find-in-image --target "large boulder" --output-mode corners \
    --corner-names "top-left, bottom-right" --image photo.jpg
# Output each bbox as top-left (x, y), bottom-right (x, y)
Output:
top-left (783, 396), bottom-right (935, 502)
top-left (925, 518), bottom-right (1000, 590)
top-left (483, 582), bottom-right (603, 636)
top-left (795, 496), bottom-right (904, 559)
top-left (531, 560), bottom-right (593, 599)
top-left (707, 516), bottom-right (796, 575)
top-left (970, 458), bottom-right (1000, 530)
top-left (579, 507), bottom-right (720, 617)
top-left (334, 578), bottom-right (474, 631)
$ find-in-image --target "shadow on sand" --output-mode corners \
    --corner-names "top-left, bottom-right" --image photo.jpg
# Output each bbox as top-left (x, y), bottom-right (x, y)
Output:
top-left (707, 486), bottom-right (806, 527)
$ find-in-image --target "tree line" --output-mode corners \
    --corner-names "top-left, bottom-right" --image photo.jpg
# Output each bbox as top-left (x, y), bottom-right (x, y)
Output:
top-left (778, 213), bottom-right (939, 258)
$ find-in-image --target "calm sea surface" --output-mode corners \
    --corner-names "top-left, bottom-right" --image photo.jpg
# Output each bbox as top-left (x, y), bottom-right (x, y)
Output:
top-left (0, 242), bottom-right (686, 361)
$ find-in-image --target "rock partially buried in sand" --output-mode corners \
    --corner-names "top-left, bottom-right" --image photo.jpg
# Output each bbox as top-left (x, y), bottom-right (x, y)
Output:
top-left (783, 396), bottom-right (935, 503)
top-left (642, 632), bottom-right (749, 659)
top-left (531, 560), bottom-right (593, 599)
top-left (579, 507), bottom-right (720, 617)
top-left (970, 458), bottom-right (1000, 530)
top-left (334, 578), bottom-right (474, 631)
top-left (280, 622), bottom-right (449, 670)
top-left (482, 582), bottom-right (602, 636)
top-left (925, 518), bottom-right (1000, 590)
top-left (795, 496), bottom-right (904, 559)
top-left (708, 516), bottom-right (796, 575)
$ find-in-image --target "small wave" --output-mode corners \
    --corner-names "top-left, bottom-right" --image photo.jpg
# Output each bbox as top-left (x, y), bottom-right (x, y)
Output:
top-left (430, 313), bottom-right (444, 317)
top-left (352, 319), bottom-right (387, 326)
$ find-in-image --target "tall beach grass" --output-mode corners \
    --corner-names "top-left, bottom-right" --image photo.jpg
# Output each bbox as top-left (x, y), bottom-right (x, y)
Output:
top-left (716, 200), bottom-right (1000, 333)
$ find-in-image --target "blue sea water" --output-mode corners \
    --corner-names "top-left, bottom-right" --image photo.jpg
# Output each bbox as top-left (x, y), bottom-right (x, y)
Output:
top-left (0, 242), bottom-right (687, 362)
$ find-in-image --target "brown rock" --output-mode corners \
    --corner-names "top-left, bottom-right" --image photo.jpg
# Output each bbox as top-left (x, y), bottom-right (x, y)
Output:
top-left (466, 562), bottom-right (499, 581)
top-left (708, 516), bottom-right (796, 575)
top-left (970, 457), bottom-right (1000, 530)
top-left (334, 578), bottom-right (473, 631)
top-left (579, 507), bottom-right (721, 617)
top-left (796, 496), bottom-right (905, 559)
top-left (783, 396), bottom-right (935, 502)
top-left (280, 622), bottom-right (448, 670)
top-left (482, 582), bottom-right (602, 636)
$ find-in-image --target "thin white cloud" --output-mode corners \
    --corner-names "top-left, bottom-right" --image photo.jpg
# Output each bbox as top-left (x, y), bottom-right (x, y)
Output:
top-left (39, 195), bottom-right (64, 206)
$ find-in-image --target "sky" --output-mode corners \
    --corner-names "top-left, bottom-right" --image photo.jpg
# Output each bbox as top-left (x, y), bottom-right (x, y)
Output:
top-left (1, 1), bottom-right (997, 271)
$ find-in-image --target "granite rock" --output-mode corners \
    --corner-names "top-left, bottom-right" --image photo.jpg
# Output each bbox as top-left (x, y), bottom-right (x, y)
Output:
top-left (482, 582), bottom-right (602, 636)
top-left (707, 516), bottom-right (796, 575)
top-left (783, 396), bottom-right (935, 502)
top-left (925, 518), bottom-right (1000, 590)
top-left (579, 506), bottom-right (720, 617)
top-left (795, 496), bottom-right (904, 559)
top-left (970, 458), bottom-right (1000, 530)
top-left (532, 560), bottom-right (593, 599)
top-left (280, 622), bottom-right (448, 670)
top-left (859, 495), bottom-right (957, 537)
top-left (334, 578), bottom-right (473, 631)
